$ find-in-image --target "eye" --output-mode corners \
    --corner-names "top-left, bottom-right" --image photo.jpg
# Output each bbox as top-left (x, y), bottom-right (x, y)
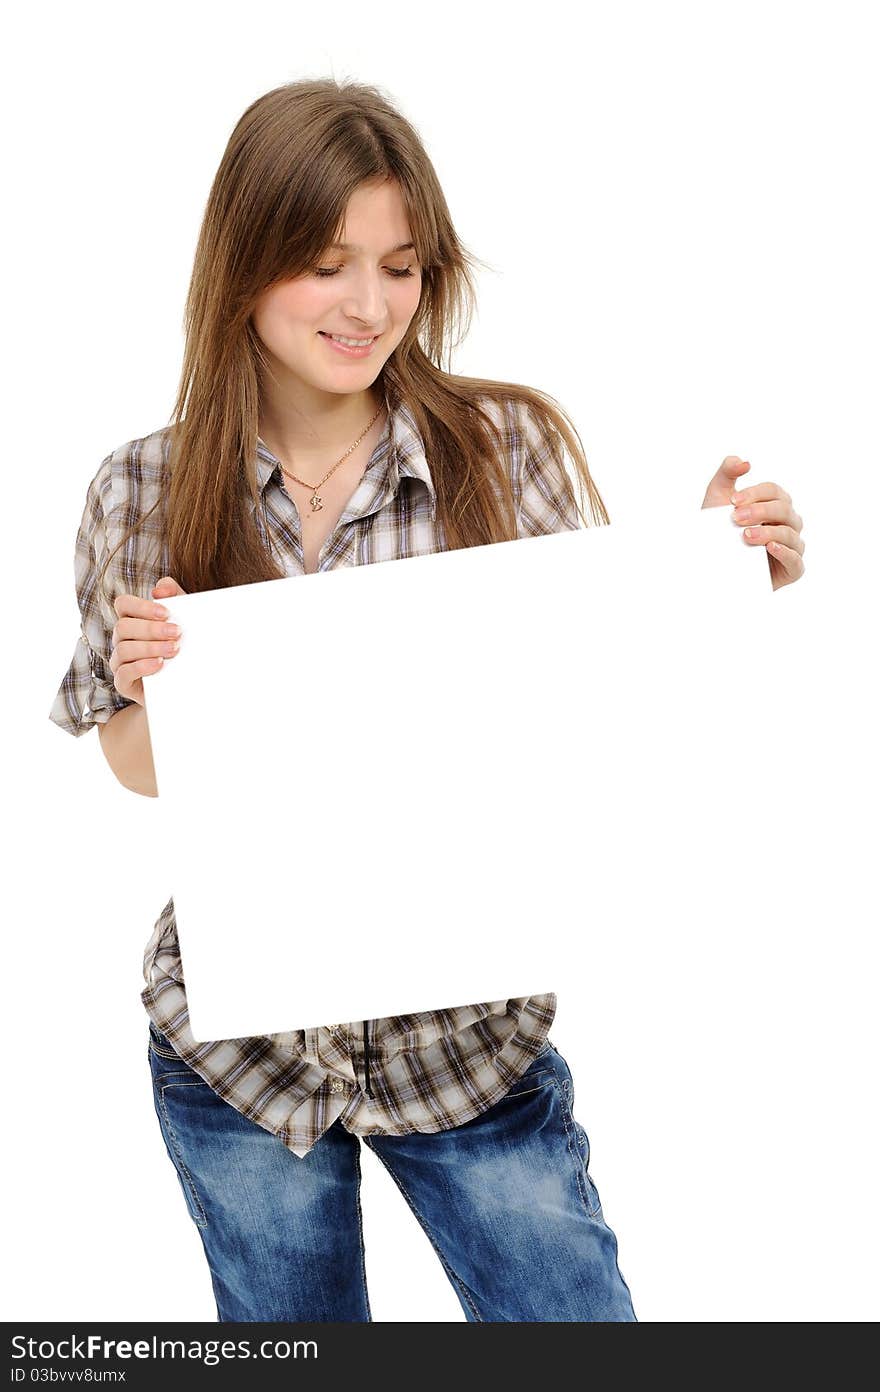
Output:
top-left (313, 266), bottom-right (417, 279)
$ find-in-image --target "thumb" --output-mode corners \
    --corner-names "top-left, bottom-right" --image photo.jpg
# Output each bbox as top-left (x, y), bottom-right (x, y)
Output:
top-left (725, 457), bottom-right (751, 485)
top-left (152, 575), bottom-right (187, 596)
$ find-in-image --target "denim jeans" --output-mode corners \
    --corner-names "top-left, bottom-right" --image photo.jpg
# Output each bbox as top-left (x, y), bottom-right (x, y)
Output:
top-left (148, 1021), bottom-right (637, 1322)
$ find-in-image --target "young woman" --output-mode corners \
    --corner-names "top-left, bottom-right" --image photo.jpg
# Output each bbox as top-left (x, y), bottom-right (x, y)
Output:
top-left (49, 78), bottom-right (805, 1323)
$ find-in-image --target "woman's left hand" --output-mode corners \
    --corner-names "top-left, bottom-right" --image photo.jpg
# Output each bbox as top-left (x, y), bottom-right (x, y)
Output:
top-left (701, 456), bottom-right (806, 592)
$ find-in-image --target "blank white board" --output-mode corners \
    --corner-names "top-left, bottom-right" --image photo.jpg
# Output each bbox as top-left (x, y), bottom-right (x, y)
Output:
top-left (144, 504), bottom-right (770, 1040)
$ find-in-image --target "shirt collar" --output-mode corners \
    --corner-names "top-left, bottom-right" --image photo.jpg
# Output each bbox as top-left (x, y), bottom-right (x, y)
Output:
top-left (255, 395), bottom-right (437, 523)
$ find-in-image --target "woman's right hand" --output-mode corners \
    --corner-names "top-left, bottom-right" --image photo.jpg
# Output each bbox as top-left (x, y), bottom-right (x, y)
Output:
top-left (110, 576), bottom-right (187, 708)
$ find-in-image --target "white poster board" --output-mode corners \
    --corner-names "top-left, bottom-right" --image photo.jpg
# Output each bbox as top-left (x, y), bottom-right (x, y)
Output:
top-left (144, 505), bottom-right (769, 1041)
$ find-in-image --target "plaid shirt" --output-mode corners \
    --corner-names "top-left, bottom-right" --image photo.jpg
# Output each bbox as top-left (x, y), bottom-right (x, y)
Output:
top-left (49, 391), bottom-right (582, 1158)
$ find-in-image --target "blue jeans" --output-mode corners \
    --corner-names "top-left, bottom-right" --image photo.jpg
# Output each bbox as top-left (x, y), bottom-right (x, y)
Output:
top-left (148, 1022), bottom-right (637, 1322)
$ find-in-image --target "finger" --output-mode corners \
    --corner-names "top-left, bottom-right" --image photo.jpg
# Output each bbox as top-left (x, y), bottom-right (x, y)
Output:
top-left (110, 636), bottom-right (182, 674)
top-left (113, 613), bottom-right (182, 642)
top-left (114, 591), bottom-right (175, 621)
top-left (702, 457), bottom-right (751, 509)
top-left (732, 498), bottom-right (800, 527)
top-left (111, 612), bottom-right (183, 651)
top-left (766, 540), bottom-right (806, 579)
top-left (113, 654), bottom-right (166, 696)
top-left (109, 637), bottom-right (180, 680)
top-left (730, 481), bottom-right (792, 507)
top-left (719, 456), bottom-right (751, 481)
top-left (152, 576), bottom-right (187, 595)
top-left (742, 523), bottom-right (805, 554)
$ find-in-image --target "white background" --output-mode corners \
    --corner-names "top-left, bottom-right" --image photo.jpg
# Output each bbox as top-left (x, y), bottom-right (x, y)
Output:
top-left (6, 0), bottom-right (878, 1322)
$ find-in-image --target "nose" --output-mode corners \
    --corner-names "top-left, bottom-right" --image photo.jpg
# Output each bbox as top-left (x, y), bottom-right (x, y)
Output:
top-left (340, 269), bottom-right (388, 328)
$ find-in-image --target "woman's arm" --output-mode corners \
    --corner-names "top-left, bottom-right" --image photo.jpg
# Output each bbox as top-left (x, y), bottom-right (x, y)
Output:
top-left (98, 703), bottom-right (158, 797)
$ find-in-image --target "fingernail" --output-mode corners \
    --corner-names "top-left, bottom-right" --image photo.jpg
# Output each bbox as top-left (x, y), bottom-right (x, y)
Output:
top-left (154, 606), bottom-right (168, 619)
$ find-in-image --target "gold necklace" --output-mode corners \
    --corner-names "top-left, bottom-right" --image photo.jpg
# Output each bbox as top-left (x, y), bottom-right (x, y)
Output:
top-left (277, 403), bottom-right (384, 513)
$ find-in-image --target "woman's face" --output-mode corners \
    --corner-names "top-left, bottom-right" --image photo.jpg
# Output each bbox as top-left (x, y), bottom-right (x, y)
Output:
top-left (251, 179), bottom-right (423, 396)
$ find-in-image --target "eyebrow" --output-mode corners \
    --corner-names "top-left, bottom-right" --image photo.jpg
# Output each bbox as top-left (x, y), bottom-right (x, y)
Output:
top-left (327, 241), bottom-right (415, 254)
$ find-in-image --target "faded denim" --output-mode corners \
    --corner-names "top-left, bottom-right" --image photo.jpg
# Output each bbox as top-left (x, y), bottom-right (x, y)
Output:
top-left (148, 1022), bottom-right (637, 1322)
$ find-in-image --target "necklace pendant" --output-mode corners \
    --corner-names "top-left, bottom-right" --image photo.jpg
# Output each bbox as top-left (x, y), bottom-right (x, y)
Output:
top-left (309, 493), bottom-right (323, 512)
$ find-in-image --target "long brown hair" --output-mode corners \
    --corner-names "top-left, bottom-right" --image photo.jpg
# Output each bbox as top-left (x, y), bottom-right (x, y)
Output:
top-left (105, 77), bottom-right (609, 594)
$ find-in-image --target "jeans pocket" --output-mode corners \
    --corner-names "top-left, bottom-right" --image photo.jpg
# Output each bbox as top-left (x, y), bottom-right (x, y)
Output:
top-left (550, 1047), bottom-right (603, 1219)
top-left (502, 1043), bottom-right (557, 1100)
top-left (151, 1077), bottom-right (210, 1229)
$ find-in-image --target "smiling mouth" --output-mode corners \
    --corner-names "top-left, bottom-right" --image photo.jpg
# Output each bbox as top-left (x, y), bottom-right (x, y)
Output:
top-left (319, 332), bottom-right (380, 346)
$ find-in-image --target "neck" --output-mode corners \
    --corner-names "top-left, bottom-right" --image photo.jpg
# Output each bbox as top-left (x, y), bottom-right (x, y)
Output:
top-left (258, 384), bottom-right (385, 462)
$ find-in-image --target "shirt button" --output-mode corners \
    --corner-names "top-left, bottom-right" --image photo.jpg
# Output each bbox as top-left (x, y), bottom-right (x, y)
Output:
top-left (329, 1078), bottom-right (344, 1093)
